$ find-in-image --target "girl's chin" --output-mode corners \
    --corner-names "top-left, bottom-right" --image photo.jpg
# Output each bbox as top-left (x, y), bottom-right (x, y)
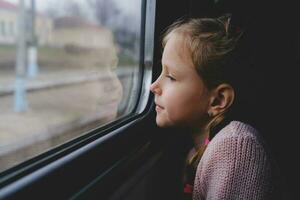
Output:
top-left (156, 117), bottom-right (175, 128)
top-left (156, 119), bottom-right (169, 128)
top-left (156, 117), bottom-right (190, 129)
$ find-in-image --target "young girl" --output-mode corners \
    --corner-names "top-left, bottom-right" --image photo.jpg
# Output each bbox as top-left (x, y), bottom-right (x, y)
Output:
top-left (150, 15), bottom-right (281, 200)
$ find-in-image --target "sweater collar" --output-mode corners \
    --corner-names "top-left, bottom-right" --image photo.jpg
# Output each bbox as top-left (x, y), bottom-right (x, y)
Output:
top-left (209, 118), bottom-right (232, 140)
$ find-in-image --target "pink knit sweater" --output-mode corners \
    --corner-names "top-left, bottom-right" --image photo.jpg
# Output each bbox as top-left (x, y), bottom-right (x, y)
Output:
top-left (193, 121), bottom-right (276, 200)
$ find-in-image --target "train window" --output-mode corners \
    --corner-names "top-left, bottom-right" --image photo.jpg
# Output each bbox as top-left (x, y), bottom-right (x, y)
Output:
top-left (0, 0), bottom-right (142, 173)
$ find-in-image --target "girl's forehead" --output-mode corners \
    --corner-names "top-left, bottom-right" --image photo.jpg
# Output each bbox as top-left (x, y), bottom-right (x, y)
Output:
top-left (164, 33), bottom-right (190, 55)
top-left (167, 31), bottom-right (188, 43)
top-left (163, 33), bottom-right (194, 69)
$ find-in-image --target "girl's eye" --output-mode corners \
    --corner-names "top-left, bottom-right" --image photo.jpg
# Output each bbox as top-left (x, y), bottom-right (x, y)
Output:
top-left (166, 75), bottom-right (176, 81)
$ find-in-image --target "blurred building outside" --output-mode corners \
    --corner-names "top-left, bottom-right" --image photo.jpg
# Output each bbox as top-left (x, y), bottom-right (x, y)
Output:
top-left (0, 0), bottom-right (136, 172)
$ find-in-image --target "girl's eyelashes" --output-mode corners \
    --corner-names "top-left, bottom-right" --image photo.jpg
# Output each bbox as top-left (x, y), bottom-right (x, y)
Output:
top-left (166, 75), bottom-right (176, 81)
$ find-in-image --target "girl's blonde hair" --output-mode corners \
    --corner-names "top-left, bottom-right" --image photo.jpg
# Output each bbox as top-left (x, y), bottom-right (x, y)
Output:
top-left (162, 14), bottom-right (243, 172)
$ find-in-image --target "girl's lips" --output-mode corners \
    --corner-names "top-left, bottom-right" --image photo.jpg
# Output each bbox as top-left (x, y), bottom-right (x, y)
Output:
top-left (154, 99), bottom-right (164, 111)
top-left (155, 105), bottom-right (163, 112)
top-left (155, 101), bottom-right (164, 109)
top-left (155, 103), bottom-right (164, 112)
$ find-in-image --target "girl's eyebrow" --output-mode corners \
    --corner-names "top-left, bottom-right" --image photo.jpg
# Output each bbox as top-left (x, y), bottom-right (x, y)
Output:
top-left (161, 60), bottom-right (180, 74)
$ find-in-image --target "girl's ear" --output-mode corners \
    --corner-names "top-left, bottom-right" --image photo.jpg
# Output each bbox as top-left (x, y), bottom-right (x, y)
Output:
top-left (208, 84), bottom-right (235, 117)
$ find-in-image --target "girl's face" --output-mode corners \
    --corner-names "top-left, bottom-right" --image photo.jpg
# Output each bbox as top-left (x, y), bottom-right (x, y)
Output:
top-left (150, 33), bottom-right (212, 129)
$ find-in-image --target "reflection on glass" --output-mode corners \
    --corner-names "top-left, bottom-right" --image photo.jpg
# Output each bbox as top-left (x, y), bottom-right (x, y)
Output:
top-left (0, 0), bottom-right (141, 173)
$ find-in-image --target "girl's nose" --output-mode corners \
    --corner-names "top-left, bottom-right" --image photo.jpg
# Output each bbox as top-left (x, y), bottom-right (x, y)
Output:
top-left (150, 79), bottom-right (162, 95)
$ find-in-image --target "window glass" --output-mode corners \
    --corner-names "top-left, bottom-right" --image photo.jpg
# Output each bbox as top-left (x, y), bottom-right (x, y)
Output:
top-left (0, 0), bottom-right (142, 173)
